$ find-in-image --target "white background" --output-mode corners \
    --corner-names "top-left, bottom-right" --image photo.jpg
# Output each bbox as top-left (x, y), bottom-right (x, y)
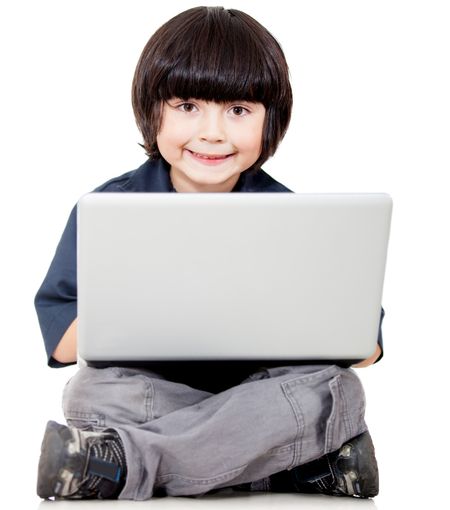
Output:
top-left (1, 1), bottom-right (449, 508)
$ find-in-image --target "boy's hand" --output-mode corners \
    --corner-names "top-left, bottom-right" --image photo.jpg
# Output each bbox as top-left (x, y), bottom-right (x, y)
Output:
top-left (52, 317), bottom-right (78, 364)
top-left (352, 344), bottom-right (382, 368)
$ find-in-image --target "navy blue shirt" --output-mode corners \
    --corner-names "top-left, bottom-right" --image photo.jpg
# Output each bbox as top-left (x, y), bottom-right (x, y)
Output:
top-left (35, 158), bottom-right (384, 390)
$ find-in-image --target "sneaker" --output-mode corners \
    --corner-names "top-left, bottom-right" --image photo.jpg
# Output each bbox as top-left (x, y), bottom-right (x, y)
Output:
top-left (270, 431), bottom-right (379, 498)
top-left (37, 420), bottom-right (127, 499)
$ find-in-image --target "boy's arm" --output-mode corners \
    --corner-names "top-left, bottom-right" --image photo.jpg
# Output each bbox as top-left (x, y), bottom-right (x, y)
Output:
top-left (352, 307), bottom-right (385, 368)
top-left (351, 344), bottom-right (381, 368)
top-left (52, 317), bottom-right (78, 364)
top-left (35, 205), bottom-right (78, 367)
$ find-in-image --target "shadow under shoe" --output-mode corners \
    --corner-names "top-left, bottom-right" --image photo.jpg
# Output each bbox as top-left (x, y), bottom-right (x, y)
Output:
top-left (271, 431), bottom-right (379, 498)
top-left (37, 420), bottom-right (126, 500)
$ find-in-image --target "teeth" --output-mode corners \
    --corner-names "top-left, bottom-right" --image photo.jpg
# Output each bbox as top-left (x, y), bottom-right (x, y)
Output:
top-left (192, 152), bottom-right (228, 160)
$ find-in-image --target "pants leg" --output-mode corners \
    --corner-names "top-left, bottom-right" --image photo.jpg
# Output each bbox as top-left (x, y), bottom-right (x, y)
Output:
top-left (62, 364), bottom-right (367, 500)
top-left (62, 366), bottom-right (213, 429)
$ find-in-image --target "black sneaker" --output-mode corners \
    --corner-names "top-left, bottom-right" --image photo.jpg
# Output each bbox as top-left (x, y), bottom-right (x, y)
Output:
top-left (37, 420), bottom-right (127, 500)
top-left (270, 431), bottom-right (379, 498)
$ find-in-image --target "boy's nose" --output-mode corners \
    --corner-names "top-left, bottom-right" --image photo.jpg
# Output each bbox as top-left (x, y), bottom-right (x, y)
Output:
top-left (197, 111), bottom-right (226, 143)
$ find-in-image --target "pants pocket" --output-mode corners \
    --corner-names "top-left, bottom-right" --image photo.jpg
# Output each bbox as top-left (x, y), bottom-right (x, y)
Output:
top-left (64, 410), bottom-right (105, 430)
top-left (62, 366), bottom-right (154, 428)
top-left (279, 365), bottom-right (340, 467)
top-left (324, 374), bottom-right (352, 454)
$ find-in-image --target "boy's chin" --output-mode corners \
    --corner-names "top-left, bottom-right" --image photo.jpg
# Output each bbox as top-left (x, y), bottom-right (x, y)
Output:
top-left (170, 162), bottom-right (243, 191)
top-left (185, 170), bottom-right (241, 191)
top-left (188, 167), bottom-right (239, 183)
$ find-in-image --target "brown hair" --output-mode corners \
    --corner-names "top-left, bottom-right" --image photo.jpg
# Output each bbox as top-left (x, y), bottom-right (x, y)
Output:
top-left (132, 6), bottom-right (293, 172)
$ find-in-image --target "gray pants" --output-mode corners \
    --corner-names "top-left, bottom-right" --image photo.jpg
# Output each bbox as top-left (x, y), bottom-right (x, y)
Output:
top-left (62, 364), bottom-right (368, 500)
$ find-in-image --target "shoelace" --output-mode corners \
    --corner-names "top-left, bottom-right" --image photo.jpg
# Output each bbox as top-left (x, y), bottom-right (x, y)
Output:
top-left (82, 434), bottom-right (127, 496)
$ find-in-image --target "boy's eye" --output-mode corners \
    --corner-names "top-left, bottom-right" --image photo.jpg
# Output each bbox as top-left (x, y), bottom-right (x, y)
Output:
top-left (230, 106), bottom-right (248, 116)
top-left (178, 103), bottom-right (196, 113)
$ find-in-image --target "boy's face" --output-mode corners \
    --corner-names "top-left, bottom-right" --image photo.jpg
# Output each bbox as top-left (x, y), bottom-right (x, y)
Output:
top-left (157, 98), bottom-right (266, 192)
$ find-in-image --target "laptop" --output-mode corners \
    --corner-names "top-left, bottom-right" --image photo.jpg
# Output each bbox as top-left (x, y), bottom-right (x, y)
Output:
top-left (77, 192), bottom-right (392, 367)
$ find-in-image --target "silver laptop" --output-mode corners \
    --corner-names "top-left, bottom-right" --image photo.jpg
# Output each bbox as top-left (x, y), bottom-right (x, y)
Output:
top-left (77, 193), bottom-right (392, 364)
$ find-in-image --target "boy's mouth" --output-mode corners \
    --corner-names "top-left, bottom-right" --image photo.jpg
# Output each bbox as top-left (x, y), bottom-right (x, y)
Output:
top-left (187, 149), bottom-right (234, 161)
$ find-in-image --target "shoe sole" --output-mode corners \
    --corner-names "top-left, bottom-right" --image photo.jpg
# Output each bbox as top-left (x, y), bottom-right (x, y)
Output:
top-left (37, 421), bottom-right (85, 499)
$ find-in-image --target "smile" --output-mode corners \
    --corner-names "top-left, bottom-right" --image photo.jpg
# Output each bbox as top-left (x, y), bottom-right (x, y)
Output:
top-left (186, 150), bottom-right (234, 165)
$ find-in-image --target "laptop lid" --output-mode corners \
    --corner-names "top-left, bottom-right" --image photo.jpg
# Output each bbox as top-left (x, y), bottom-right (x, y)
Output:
top-left (77, 193), bottom-right (392, 364)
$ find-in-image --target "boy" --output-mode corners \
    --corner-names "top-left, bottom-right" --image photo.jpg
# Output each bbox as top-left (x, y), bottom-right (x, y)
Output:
top-left (35, 6), bottom-right (383, 500)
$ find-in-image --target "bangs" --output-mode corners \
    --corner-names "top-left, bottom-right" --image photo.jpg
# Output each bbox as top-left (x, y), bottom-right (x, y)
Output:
top-left (156, 9), bottom-right (279, 105)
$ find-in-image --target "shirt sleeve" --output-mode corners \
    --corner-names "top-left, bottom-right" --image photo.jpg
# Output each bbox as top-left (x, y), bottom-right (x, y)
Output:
top-left (34, 205), bottom-right (78, 368)
top-left (374, 307), bottom-right (385, 364)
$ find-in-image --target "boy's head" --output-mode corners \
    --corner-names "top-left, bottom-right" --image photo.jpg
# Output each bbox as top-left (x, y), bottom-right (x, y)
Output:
top-left (132, 6), bottom-right (292, 184)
